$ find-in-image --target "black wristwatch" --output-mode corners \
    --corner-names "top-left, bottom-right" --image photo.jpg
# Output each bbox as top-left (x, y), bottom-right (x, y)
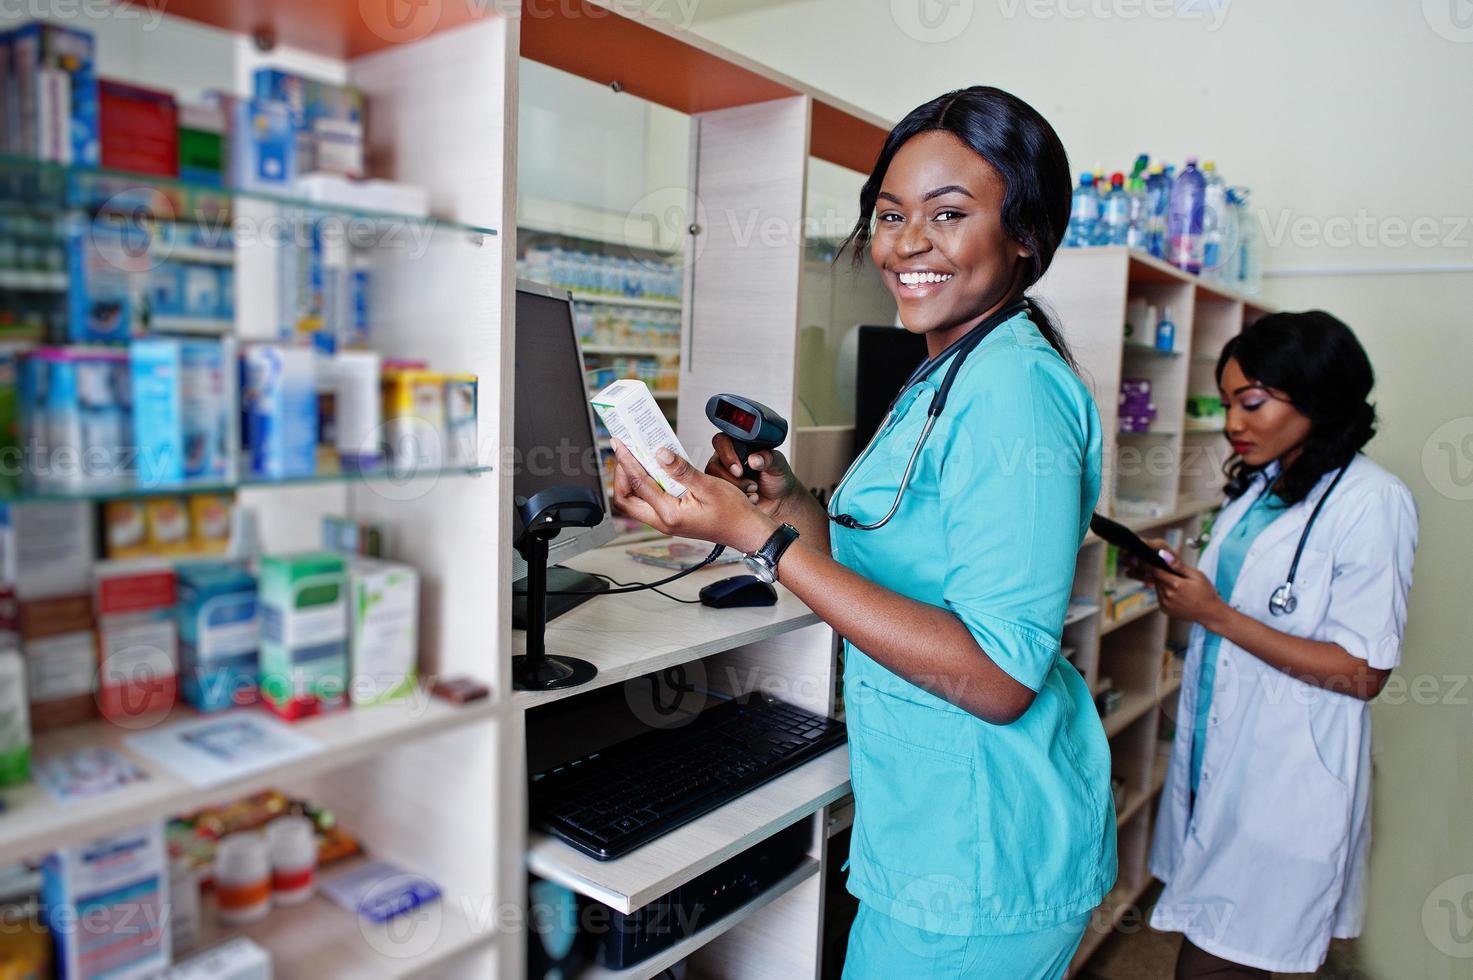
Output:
top-left (744, 523), bottom-right (799, 584)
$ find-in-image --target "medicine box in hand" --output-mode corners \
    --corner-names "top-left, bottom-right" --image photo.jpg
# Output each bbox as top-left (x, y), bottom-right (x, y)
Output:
top-left (590, 379), bottom-right (692, 496)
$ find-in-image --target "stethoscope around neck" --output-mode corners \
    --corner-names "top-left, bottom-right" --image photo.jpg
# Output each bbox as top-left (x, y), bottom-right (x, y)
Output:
top-left (827, 299), bottom-right (1030, 532)
top-left (1241, 463), bottom-right (1350, 616)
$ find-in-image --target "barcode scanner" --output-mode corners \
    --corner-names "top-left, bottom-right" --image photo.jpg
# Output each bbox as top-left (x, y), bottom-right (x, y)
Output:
top-left (706, 394), bottom-right (789, 481)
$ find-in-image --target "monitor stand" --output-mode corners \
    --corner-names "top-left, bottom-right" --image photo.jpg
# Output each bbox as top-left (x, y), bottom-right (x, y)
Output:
top-left (511, 568), bottom-right (609, 629)
top-left (512, 533), bottom-right (607, 691)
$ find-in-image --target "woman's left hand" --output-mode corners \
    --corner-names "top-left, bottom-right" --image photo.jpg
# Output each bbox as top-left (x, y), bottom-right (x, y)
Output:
top-left (610, 440), bottom-right (778, 553)
top-left (1151, 556), bottom-right (1229, 628)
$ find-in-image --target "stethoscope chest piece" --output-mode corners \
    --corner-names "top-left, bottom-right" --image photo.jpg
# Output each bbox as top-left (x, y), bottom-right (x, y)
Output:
top-left (1268, 582), bottom-right (1298, 617)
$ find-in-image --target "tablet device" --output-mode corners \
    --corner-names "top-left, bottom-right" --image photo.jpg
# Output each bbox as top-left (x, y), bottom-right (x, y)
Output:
top-left (1089, 513), bottom-right (1187, 577)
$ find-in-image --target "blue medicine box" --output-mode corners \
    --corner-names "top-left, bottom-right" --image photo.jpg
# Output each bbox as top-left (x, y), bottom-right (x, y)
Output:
top-left (178, 563), bottom-right (259, 712)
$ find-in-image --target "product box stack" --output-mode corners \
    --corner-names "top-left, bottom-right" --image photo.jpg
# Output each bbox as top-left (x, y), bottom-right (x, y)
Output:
top-left (0, 22), bottom-right (99, 165)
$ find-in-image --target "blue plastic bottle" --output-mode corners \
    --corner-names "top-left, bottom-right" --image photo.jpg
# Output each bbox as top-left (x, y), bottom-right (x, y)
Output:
top-left (1065, 173), bottom-right (1099, 248)
top-left (1144, 167), bottom-right (1171, 258)
top-left (1099, 173), bottom-right (1130, 245)
top-left (1167, 157), bottom-right (1206, 274)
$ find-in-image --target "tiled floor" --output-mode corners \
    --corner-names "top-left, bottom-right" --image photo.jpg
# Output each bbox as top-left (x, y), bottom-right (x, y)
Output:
top-left (1080, 884), bottom-right (1373, 980)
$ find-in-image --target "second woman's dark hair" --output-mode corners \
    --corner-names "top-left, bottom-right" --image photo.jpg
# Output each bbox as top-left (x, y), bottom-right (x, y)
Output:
top-left (1217, 310), bottom-right (1378, 505)
top-left (838, 86), bottom-right (1076, 369)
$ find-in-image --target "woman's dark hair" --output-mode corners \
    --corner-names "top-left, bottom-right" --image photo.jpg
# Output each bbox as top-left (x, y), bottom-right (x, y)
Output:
top-left (837, 86), bottom-right (1076, 369)
top-left (1217, 310), bottom-right (1377, 505)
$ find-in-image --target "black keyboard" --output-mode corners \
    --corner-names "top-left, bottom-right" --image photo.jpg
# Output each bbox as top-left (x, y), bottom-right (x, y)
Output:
top-left (530, 694), bottom-right (847, 860)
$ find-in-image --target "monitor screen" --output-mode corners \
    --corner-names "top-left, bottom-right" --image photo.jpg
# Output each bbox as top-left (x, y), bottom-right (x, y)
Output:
top-left (513, 282), bottom-right (613, 557)
top-left (854, 325), bottom-right (928, 458)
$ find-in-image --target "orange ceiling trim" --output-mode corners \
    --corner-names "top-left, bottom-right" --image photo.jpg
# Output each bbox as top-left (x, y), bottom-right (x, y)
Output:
top-left (130, 0), bottom-right (496, 60)
top-left (520, 0), bottom-right (797, 115)
top-left (810, 99), bottom-right (888, 178)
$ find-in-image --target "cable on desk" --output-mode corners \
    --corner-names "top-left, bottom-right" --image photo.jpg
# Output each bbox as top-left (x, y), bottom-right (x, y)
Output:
top-left (511, 543), bottom-right (726, 600)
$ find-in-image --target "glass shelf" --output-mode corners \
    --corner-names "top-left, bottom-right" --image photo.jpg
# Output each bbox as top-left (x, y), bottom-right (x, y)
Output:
top-left (0, 464), bottom-right (492, 505)
top-left (0, 154), bottom-right (497, 237)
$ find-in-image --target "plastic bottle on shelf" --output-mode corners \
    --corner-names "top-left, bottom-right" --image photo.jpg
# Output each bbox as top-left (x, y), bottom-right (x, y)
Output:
top-left (1100, 172), bottom-right (1130, 246)
top-left (1235, 188), bottom-right (1262, 295)
top-left (1200, 161), bottom-right (1230, 281)
top-left (1065, 173), bottom-right (1099, 248)
top-left (1125, 177), bottom-right (1149, 251)
top-left (1167, 157), bottom-right (1206, 274)
top-left (1218, 187), bottom-right (1244, 287)
top-left (1144, 166), bottom-right (1171, 259)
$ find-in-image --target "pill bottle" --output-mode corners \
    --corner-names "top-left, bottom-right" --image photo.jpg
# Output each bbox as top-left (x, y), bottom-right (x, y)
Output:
top-left (214, 833), bottom-right (271, 925)
top-left (267, 816), bottom-right (318, 906)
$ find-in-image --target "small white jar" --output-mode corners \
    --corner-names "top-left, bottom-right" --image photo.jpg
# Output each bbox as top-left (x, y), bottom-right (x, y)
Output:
top-left (266, 816), bottom-right (318, 906)
top-left (214, 833), bottom-right (271, 925)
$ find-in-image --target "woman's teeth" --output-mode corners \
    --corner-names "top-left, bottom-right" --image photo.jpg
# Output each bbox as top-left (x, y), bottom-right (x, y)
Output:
top-left (898, 272), bottom-right (953, 287)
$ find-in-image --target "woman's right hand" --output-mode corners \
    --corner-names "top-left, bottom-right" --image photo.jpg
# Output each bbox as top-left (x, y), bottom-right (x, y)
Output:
top-left (1121, 536), bottom-right (1174, 582)
top-left (705, 433), bottom-right (799, 517)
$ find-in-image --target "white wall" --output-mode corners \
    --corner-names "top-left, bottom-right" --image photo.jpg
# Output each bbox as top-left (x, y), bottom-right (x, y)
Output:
top-left (655, 2), bottom-right (1473, 976)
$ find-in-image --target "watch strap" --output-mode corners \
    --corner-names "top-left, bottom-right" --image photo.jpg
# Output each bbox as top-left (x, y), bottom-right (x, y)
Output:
top-left (755, 523), bottom-right (800, 572)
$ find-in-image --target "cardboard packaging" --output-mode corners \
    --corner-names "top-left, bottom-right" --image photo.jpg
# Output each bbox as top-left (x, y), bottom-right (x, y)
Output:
top-left (178, 563), bottom-right (258, 712)
top-left (93, 559), bottom-right (177, 723)
top-left (381, 369), bottom-right (445, 471)
top-left (99, 78), bottom-right (178, 177)
top-left (130, 339), bottom-right (230, 486)
top-left (348, 558), bottom-right (418, 706)
top-left (42, 822), bottom-right (171, 980)
top-left (242, 345), bottom-right (317, 479)
top-left (21, 605), bottom-right (96, 732)
top-left (445, 375), bottom-right (478, 467)
top-left (259, 552), bottom-right (347, 720)
top-left (0, 647), bottom-right (30, 785)
top-left (8, 22), bottom-right (98, 165)
top-left (591, 379), bottom-right (692, 495)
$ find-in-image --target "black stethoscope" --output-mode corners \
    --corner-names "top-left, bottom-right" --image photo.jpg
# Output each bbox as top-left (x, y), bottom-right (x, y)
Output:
top-left (828, 300), bottom-right (1030, 531)
top-left (1213, 463), bottom-right (1348, 616)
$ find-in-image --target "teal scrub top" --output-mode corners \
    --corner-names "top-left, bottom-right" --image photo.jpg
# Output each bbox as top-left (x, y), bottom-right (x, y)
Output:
top-left (830, 311), bottom-right (1116, 936)
top-left (1190, 490), bottom-right (1286, 794)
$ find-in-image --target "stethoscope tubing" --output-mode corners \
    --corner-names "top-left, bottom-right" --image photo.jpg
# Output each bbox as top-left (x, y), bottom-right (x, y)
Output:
top-left (827, 300), bottom-right (1029, 532)
top-left (1267, 462), bottom-right (1349, 616)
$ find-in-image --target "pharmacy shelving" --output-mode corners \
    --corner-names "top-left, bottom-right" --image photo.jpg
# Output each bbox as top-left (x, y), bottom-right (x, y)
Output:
top-left (0, 270), bottom-right (66, 291)
top-left (582, 344), bottom-right (681, 357)
top-left (196, 856), bottom-right (497, 979)
top-left (578, 859), bottom-right (821, 980)
top-left (0, 5), bottom-right (511, 978)
top-left (0, 465), bottom-right (492, 506)
top-left (570, 292), bottom-right (682, 312)
top-left (1030, 246), bottom-right (1272, 976)
top-left (0, 697), bottom-right (498, 867)
top-left (0, 153), bottom-right (499, 237)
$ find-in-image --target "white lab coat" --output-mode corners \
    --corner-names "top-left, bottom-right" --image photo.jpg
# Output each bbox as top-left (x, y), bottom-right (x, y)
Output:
top-left (1149, 454), bottom-right (1418, 973)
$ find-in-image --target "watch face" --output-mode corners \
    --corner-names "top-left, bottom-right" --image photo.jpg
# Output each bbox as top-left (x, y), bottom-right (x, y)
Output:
top-left (743, 555), bottom-right (775, 584)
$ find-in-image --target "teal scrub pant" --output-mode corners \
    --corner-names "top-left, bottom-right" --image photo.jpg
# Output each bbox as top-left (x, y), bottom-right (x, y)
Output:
top-left (841, 903), bottom-right (1090, 979)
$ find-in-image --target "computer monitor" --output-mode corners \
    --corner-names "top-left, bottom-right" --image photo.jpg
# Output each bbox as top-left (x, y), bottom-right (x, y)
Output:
top-left (512, 280), bottom-right (616, 624)
top-left (853, 325), bottom-right (927, 458)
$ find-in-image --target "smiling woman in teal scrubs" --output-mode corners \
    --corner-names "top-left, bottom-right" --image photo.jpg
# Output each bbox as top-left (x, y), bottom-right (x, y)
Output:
top-left (608, 87), bottom-right (1115, 979)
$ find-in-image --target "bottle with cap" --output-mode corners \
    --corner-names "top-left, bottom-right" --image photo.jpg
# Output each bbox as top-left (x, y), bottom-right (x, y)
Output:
top-left (214, 833), bottom-right (271, 925)
top-left (267, 816), bottom-right (318, 906)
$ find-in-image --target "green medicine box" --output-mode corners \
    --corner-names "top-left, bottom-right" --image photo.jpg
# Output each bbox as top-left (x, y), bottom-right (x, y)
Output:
top-left (259, 552), bottom-right (348, 721)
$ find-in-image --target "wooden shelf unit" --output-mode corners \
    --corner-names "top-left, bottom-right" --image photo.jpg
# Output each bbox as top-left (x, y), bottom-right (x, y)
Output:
top-left (1033, 248), bottom-right (1273, 976)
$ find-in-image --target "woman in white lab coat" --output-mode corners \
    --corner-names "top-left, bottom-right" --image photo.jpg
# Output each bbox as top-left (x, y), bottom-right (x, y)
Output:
top-left (1137, 311), bottom-right (1418, 978)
